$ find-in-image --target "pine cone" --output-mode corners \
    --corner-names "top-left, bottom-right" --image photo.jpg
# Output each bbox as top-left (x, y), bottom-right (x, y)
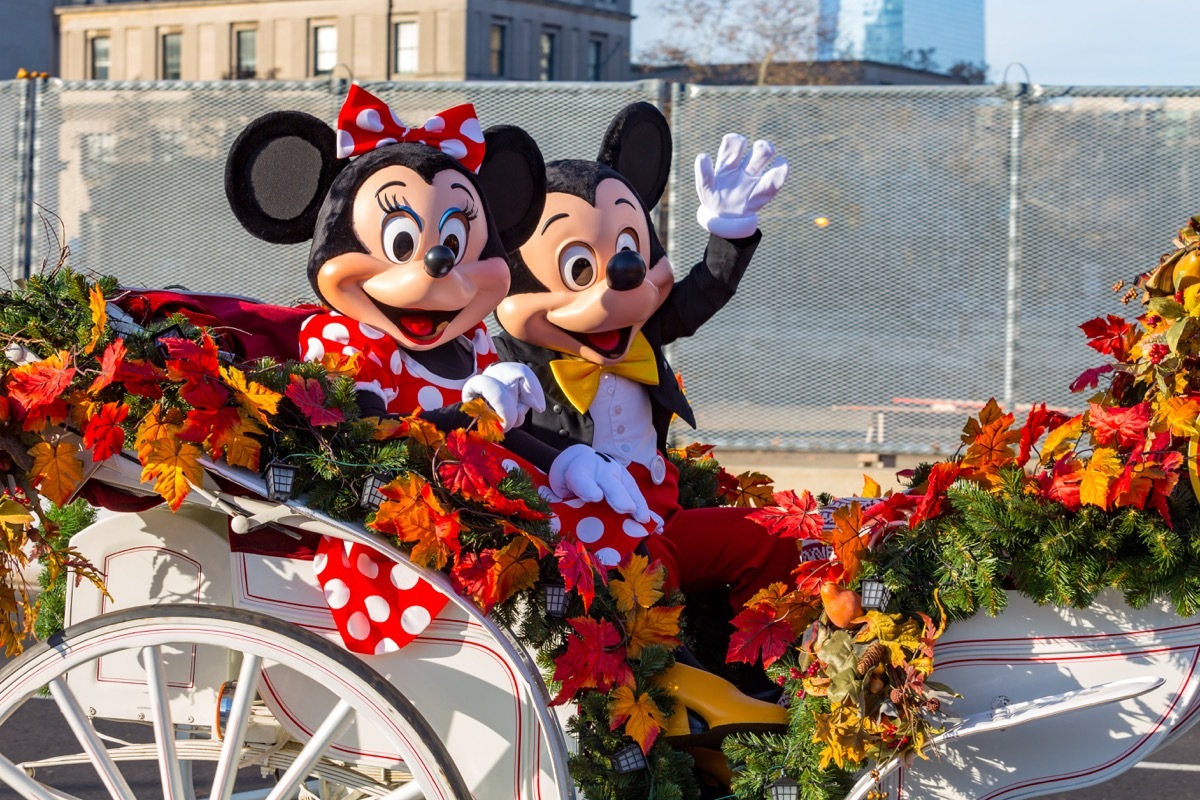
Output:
top-left (925, 697), bottom-right (941, 713)
top-left (856, 642), bottom-right (888, 675)
top-left (890, 687), bottom-right (906, 705)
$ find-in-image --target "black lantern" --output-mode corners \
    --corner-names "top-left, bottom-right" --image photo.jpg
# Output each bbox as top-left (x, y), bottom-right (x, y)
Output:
top-left (768, 774), bottom-right (800, 800)
top-left (262, 460), bottom-right (298, 502)
top-left (543, 583), bottom-right (568, 618)
top-left (359, 473), bottom-right (391, 510)
top-left (612, 744), bottom-right (647, 774)
top-left (860, 578), bottom-right (893, 612)
top-left (152, 324), bottom-right (185, 361)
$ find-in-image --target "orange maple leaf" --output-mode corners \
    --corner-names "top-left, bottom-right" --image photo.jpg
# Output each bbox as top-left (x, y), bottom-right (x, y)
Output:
top-left (488, 539), bottom-right (540, 605)
top-left (222, 416), bottom-right (264, 472)
top-left (608, 685), bottom-right (668, 754)
top-left (1040, 415), bottom-right (1084, 466)
top-left (88, 339), bottom-right (126, 394)
top-left (829, 503), bottom-right (872, 583)
top-left (29, 440), bottom-right (84, 505)
top-left (220, 365), bottom-right (282, 429)
top-left (721, 470), bottom-right (775, 508)
top-left (140, 437), bottom-right (205, 511)
top-left (135, 404), bottom-right (185, 464)
top-left (460, 397), bottom-right (506, 443)
top-left (1079, 447), bottom-right (1123, 509)
top-left (960, 398), bottom-right (1006, 444)
top-left (84, 285), bottom-right (106, 355)
top-left (608, 553), bottom-right (666, 614)
top-left (625, 605), bottom-right (682, 658)
top-left (372, 414), bottom-right (446, 449)
top-left (371, 473), bottom-right (462, 569)
top-left (1158, 395), bottom-right (1200, 437)
top-left (963, 414), bottom-right (1021, 471)
top-left (7, 351), bottom-right (74, 431)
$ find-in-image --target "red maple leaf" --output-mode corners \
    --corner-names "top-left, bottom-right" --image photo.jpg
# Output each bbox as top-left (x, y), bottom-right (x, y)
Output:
top-left (908, 461), bottom-right (961, 529)
top-left (450, 550), bottom-right (499, 613)
top-left (1018, 403), bottom-right (1070, 465)
top-left (1037, 457), bottom-right (1082, 512)
top-left (550, 617), bottom-right (631, 705)
top-left (747, 489), bottom-right (824, 539)
top-left (555, 538), bottom-right (607, 612)
top-left (1069, 364), bottom-right (1114, 394)
top-left (178, 405), bottom-right (244, 458)
top-left (82, 402), bottom-right (130, 462)
top-left (89, 339), bottom-right (127, 393)
top-left (726, 604), bottom-right (795, 667)
top-left (285, 375), bottom-right (345, 427)
top-left (1089, 402), bottom-right (1151, 450)
top-left (163, 333), bottom-right (221, 382)
top-left (1080, 314), bottom-right (1133, 359)
top-left (482, 488), bottom-right (551, 521)
top-left (792, 559), bottom-right (848, 598)
top-left (7, 352), bottom-right (75, 427)
top-left (437, 430), bottom-right (506, 501)
top-left (715, 468), bottom-right (739, 500)
top-left (112, 357), bottom-right (166, 399)
top-left (1109, 461), bottom-right (1154, 510)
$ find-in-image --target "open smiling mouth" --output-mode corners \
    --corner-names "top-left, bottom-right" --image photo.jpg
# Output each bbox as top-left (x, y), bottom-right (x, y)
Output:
top-left (557, 325), bottom-right (633, 359)
top-left (368, 297), bottom-right (461, 343)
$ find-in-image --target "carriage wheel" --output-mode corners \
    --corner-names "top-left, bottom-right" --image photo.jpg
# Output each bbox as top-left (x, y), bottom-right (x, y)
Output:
top-left (0, 604), bottom-right (472, 800)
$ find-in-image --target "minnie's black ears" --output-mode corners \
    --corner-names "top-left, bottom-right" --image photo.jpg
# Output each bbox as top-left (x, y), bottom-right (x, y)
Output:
top-left (225, 111), bottom-right (344, 244)
top-left (476, 125), bottom-right (547, 253)
top-left (596, 102), bottom-right (672, 209)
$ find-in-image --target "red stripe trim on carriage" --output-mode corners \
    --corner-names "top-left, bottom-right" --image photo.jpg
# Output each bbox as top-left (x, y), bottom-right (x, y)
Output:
top-left (935, 618), bottom-right (1200, 649)
top-left (2, 626), bottom-right (450, 800)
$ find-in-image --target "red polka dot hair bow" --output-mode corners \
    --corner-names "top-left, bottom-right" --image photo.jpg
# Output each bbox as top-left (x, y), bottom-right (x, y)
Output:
top-left (334, 84), bottom-right (486, 173)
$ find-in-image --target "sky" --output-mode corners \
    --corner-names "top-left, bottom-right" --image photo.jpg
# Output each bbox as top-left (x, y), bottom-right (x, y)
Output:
top-left (631, 0), bottom-right (1200, 86)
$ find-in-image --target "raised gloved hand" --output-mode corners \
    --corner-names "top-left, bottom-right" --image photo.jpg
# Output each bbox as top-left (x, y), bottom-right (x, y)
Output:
top-left (695, 134), bottom-right (789, 240)
top-left (549, 444), bottom-right (653, 524)
top-left (461, 362), bottom-right (546, 432)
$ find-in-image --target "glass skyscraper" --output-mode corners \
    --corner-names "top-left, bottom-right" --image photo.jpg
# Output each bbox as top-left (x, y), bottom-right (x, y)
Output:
top-left (816, 0), bottom-right (985, 72)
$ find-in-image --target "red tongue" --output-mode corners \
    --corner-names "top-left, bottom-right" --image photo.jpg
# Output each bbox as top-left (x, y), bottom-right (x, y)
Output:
top-left (587, 330), bottom-right (620, 351)
top-left (401, 314), bottom-right (435, 338)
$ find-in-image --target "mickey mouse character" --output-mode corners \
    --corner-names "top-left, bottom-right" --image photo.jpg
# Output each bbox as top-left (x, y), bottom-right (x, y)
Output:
top-left (494, 101), bottom-right (796, 612)
top-left (225, 87), bottom-right (654, 653)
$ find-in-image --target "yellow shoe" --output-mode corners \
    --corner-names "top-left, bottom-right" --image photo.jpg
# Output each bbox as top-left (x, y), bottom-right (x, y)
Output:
top-left (656, 663), bottom-right (788, 747)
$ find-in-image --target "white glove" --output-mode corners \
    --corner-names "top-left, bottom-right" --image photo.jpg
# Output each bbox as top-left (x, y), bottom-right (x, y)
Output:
top-left (549, 444), bottom-right (653, 524)
top-left (461, 362), bottom-right (546, 432)
top-left (695, 133), bottom-right (789, 240)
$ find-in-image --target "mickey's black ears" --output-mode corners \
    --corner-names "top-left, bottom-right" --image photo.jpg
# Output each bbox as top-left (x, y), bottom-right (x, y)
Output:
top-left (476, 125), bottom-right (547, 253)
top-left (225, 111), bottom-right (344, 244)
top-left (597, 102), bottom-right (672, 210)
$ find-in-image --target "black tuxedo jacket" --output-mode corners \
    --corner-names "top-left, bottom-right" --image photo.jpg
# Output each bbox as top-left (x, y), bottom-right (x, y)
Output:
top-left (495, 231), bottom-right (761, 454)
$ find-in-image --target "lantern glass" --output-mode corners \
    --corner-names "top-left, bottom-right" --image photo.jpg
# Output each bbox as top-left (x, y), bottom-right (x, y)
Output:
top-left (612, 744), bottom-right (647, 774)
top-left (360, 473), bottom-right (390, 510)
top-left (263, 461), bottom-right (297, 502)
top-left (860, 578), bottom-right (892, 611)
top-left (543, 583), bottom-right (568, 617)
top-left (768, 776), bottom-right (800, 800)
top-left (153, 325), bottom-right (185, 360)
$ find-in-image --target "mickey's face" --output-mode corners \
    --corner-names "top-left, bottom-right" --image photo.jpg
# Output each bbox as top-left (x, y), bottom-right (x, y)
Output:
top-left (315, 164), bottom-right (509, 350)
top-left (496, 178), bottom-right (673, 366)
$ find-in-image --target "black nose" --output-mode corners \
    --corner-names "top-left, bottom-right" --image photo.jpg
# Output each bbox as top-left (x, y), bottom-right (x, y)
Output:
top-left (605, 250), bottom-right (646, 291)
top-left (424, 245), bottom-right (456, 278)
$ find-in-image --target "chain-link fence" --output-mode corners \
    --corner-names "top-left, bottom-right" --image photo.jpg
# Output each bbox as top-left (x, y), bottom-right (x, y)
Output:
top-left (3, 78), bottom-right (1199, 454)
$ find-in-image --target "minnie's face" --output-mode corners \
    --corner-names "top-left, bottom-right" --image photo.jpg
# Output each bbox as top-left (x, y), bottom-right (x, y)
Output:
top-left (315, 164), bottom-right (509, 350)
top-left (496, 178), bottom-right (674, 366)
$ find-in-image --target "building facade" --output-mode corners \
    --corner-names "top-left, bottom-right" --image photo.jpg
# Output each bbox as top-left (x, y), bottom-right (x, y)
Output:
top-left (816, 0), bottom-right (984, 73)
top-left (56, 0), bottom-right (633, 82)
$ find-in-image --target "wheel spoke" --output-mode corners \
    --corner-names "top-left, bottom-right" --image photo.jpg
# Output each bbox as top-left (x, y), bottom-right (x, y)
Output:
top-left (0, 753), bottom-right (84, 800)
top-left (143, 646), bottom-right (188, 800)
top-left (47, 678), bottom-right (135, 800)
top-left (208, 654), bottom-right (262, 800)
top-left (264, 700), bottom-right (354, 800)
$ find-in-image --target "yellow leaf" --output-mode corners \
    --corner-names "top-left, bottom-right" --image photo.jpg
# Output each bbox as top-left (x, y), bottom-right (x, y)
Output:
top-left (0, 499), bottom-right (33, 529)
top-left (626, 606), bottom-right (682, 658)
top-left (223, 417), bottom-right (263, 472)
top-left (488, 539), bottom-right (540, 604)
top-left (861, 474), bottom-right (881, 498)
top-left (608, 685), bottom-right (668, 754)
top-left (135, 404), bottom-right (185, 464)
top-left (140, 437), bottom-right (204, 511)
top-left (460, 397), bottom-right (506, 443)
top-left (85, 286), bottom-right (106, 355)
top-left (29, 441), bottom-right (84, 505)
top-left (1039, 415), bottom-right (1084, 465)
top-left (608, 553), bottom-right (665, 614)
top-left (854, 610), bottom-right (923, 665)
top-left (727, 471), bottom-right (775, 507)
top-left (1159, 395), bottom-right (1200, 437)
top-left (65, 389), bottom-right (99, 429)
top-left (220, 365), bottom-right (282, 428)
top-left (1079, 447), bottom-right (1123, 509)
top-left (320, 351), bottom-right (361, 377)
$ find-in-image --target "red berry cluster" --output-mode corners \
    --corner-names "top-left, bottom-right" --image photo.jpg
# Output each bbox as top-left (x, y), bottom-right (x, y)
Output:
top-left (1148, 343), bottom-right (1170, 364)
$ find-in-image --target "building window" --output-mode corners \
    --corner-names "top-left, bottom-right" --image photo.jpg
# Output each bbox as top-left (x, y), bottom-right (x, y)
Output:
top-left (394, 21), bottom-right (418, 74)
top-left (587, 38), bottom-right (604, 81)
top-left (539, 30), bottom-right (557, 81)
top-left (234, 28), bottom-right (257, 79)
top-left (312, 24), bottom-right (337, 76)
top-left (161, 31), bottom-right (182, 80)
top-left (89, 34), bottom-right (110, 80)
top-left (489, 24), bottom-right (507, 78)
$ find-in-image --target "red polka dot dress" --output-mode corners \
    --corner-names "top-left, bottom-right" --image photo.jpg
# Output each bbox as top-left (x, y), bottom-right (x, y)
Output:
top-left (300, 311), bottom-right (657, 654)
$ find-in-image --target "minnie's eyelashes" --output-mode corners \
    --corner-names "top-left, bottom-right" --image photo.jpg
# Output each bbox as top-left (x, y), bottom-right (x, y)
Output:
top-left (377, 193), bottom-right (425, 231)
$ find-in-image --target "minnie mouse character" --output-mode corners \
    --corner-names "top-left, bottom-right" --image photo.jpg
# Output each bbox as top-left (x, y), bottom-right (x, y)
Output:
top-left (224, 87), bottom-right (654, 653)
top-left (494, 101), bottom-right (796, 608)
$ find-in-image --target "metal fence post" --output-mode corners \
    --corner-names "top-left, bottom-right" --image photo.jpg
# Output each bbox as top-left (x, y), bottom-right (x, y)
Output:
top-left (1002, 82), bottom-right (1028, 410)
top-left (12, 78), bottom-right (38, 282)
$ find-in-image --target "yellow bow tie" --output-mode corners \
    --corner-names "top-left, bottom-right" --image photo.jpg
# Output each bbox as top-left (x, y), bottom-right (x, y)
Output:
top-left (549, 332), bottom-right (659, 413)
